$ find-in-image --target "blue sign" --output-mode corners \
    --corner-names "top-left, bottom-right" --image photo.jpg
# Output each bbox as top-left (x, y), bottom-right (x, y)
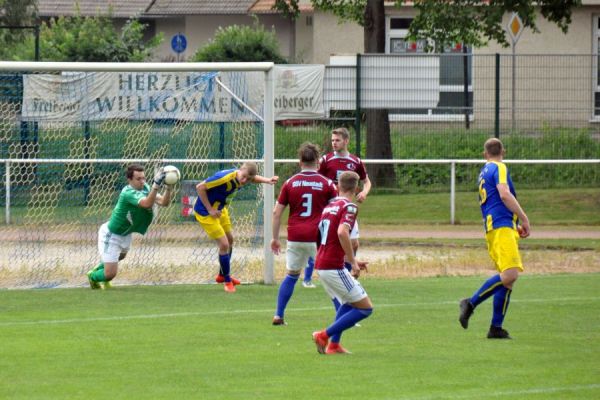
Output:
top-left (171, 33), bottom-right (187, 54)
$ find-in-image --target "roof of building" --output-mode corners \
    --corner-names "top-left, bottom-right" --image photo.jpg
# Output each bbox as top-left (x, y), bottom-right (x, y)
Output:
top-left (144, 0), bottom-right (257, 16)
top-left (249, 0), bottom-right (313, 14)
top-left (38, 1), bottom-right (151, 18)
top-left (37, 0), bottom-right (269, 17)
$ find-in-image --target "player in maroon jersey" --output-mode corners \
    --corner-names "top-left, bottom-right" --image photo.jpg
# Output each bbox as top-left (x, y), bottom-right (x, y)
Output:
top-left (311, 127), bottom-right (372, 308)
top-left (271, 143), bottom-right (337, 326)
top-left (312, 171), bottom-right (373, 355)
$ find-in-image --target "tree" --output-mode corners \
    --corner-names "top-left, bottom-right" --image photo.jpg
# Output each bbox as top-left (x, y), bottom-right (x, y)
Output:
top-left (274, 0), bottom-right (580, 187)
top-left (403, 0), bottom-right (582, 50)
top-left (0, 0), bottom-right (38, 59)
top-left (192, 19), bottom-right (287, 63)
top-left (4, 11), bottom-right (162, 62)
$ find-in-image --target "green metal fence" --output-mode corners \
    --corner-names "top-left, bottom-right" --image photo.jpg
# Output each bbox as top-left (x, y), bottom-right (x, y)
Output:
top-left (275, 54), bottom-right (600, 190)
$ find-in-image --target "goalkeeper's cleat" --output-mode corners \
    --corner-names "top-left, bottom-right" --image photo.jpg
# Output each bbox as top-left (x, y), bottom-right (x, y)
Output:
top-left (459, 298), bottom-right (474, 329)
top-left (224, 282), bottom-right (236, 293)
top-left (215, 275), bottom-right (241, 285)
top-left (87, 270), bottom-right (101, 290)
top-left (326, 342), bottom-right (352, 355)
top-left (272, 316), bottom-right (287, 326)
top-left (487, 326), bottom-right (512, 339)
top-left (302, 280), bottom-right (316, 288)
top-left (312, 330), bottom-right (329, 354)
top-left (102, 280), bottom-right (113, 290)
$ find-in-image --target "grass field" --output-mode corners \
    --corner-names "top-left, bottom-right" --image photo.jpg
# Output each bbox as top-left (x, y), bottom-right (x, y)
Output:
top-left (1, 274), bottom-right (599, 399)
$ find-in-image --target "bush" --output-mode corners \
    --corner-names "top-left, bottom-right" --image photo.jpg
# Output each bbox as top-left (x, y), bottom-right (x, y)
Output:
top-left (192, 19), bottom-right (287, 63)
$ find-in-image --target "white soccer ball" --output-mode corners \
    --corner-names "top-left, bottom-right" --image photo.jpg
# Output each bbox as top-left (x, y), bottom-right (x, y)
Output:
top-left (163, 165), bottom-right (181, 185)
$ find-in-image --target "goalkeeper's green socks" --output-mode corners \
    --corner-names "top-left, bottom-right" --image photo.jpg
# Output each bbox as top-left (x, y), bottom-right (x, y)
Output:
top-left (89, 262), bottom-right (106, 282)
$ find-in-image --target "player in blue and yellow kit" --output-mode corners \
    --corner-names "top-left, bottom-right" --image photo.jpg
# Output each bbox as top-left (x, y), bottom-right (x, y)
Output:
top-left (194, 162), bottom-right (278, 293)
top-left (459, 138), bottom-right (530, 339)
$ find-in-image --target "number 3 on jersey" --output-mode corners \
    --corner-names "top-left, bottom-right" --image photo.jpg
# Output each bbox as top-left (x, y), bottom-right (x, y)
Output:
top-left (300, 193), bottom-right (312, 217)
top-left (318, 219), bottom-right (330, 245)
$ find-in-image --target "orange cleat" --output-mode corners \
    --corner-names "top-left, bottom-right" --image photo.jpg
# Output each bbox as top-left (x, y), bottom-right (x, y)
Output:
top-left (215, 275), bottom-right (241, 285)
top-left (326, 342), bottom-right (352, 354)
top-left (224, 282), bottom-right (236, 293)
top-left (312, 330), bottom-right (329, 354)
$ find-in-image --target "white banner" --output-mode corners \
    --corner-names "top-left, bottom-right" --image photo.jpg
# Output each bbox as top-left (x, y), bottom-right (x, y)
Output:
top-left (22, 71), bottom-right (265, 122)
top-left (22, 66), bottom-right (326, 122)
top-left (274, 65), bottom-right (325, 120)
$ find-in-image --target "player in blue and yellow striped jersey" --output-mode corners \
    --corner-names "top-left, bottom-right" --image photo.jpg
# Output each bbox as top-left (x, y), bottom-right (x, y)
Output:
top-left (459, 138), bottom-right (530, 339)
top-left (194, 162), bottom-right (278, 293)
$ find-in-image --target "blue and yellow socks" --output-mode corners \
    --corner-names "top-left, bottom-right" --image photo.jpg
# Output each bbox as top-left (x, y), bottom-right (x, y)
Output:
top-left (219, 253), bottom-right (231, 282)
top-left (470, 274), bottom-right (503, 308)
top-left (492, 286), bottom-right (512, 327)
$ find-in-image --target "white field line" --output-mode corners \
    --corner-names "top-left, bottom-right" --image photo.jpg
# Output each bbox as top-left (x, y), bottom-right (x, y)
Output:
top-left (397, 383), bottom-right (600, 400)
top-left (0, 296), bottom-right (598, 327)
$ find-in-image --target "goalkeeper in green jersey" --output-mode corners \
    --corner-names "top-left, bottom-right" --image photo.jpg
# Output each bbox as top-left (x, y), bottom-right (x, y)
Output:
top-left (87, 164), bottom-right (174, 289)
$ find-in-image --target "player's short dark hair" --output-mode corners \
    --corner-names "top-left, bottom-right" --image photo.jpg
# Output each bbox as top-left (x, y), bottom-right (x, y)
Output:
top-left (126, 164), bottom-right (145, 179)
top-left (332, 127), bottom-right (350, 140)
top-left (298, 142), bottom-right (320, 164)
top-left (338, 171), bottom-right (359, 193)
top-left (484, 138), bottom-right (504, 156)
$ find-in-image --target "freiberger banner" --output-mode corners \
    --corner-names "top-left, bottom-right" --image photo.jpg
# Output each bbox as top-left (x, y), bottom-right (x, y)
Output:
top-left (273, 65), bottom-right (325, 120)
top-left (21, 66), bottom-right (325, 122)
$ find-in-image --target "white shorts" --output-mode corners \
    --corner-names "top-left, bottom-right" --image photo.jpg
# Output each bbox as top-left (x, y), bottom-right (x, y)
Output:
top-left (98, 222), bottom-right (132, 263)
top-left (286, 241), bottom-right (317, 272)
top-left (350, 220), bottom-right (359, 240)
top-left (317, 268), bottom-right (368, 304)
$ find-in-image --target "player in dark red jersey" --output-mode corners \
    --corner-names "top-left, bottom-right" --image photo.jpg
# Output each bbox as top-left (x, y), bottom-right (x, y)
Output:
top-left (311, 127), bottom-right (372, 309)
top-left (312, 171), bottom-right (373, 355)
top-left (271, 143), bottom-right (337, 325)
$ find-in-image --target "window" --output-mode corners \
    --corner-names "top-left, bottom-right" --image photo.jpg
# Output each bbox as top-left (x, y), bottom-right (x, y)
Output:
top-left (386, 17), bottom-right (473, 120)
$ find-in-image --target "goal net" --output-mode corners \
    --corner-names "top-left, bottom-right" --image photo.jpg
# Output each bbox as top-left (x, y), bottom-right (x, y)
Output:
top-left (0, 62), bottom-right (275, 289)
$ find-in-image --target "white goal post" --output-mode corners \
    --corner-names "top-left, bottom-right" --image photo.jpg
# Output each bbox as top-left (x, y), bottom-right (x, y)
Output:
top-left (0, 61), bottom-right (275, 288)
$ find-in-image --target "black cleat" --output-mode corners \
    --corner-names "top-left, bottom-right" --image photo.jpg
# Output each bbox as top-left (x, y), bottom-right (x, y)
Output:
top-left (459, 298), bottom-right (474, 329)
top-left (272, 316), bottom-right (287, 326)
top-left (487, 326), bottom-right (512, 339)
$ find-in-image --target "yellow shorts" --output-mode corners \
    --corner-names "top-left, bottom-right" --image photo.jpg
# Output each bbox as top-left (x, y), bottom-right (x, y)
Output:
top-left (485, 227), bottom-right (524, 272)
top-left (195, 207), bottom-right (232, 239)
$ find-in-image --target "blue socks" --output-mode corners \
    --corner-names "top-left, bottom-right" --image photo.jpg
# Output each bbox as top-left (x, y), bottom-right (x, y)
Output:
top-left (218, 253), bottom-right (231, 282)
top-left (275, 274), bottom-right (299, 318)
top-left (304, 257), bottom-right (314, 283)
top-left (331, 297), bottom-right (341, 311)
top-left (470, 274), bottom-right (503, 308)
top-left (492, 286), bottom-right (512, 327)
top-left (329, 303), bottom-right (353, 343)
top-left (325, 307), bottom-right (372, 339)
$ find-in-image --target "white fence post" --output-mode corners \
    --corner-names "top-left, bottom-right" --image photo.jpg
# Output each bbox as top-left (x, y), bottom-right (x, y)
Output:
top-left (4, 160), bottom-right (9, 224)
top-left (450, 161), bottom-right (456, 225)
